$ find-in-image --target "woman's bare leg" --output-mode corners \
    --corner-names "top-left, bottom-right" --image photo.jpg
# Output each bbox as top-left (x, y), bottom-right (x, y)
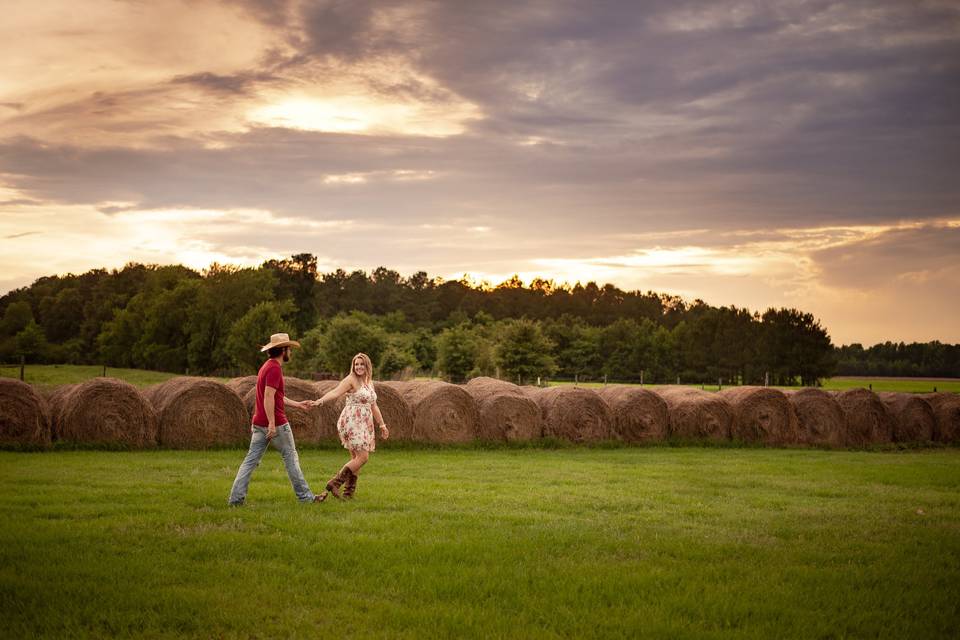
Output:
top-left (346, 449), bottom-right (369, 474)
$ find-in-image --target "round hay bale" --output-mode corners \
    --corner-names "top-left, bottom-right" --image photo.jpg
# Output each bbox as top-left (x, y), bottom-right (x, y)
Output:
top-left (40, 383), bottom-right (77, 441)
top-left (52, 378), bottom-right (156, 448)
top-left (464, 377), bottom-right (541, 442)
top-left (719, 386), bottom-right (798, 445)
top-left (225, 375), bottom-right (258, 399)
top-left (0, 379), bottom-right (51, 447)
top-left (146, 377), bottom-right (246, 448)
top-left (372, 382), bottom-right (415, 441)
top-left (925, 393), bottom-right (960, 443)
top-left (595, 385), bottom-right (669, 443)
top-left (382, 380), bottom-right (480, 443)
top-left (241, 377), bottom-right (335, 444)
top-left (784, 388), bottom-right (846, 447)
top-left (877, 392), bottom-right (935, 443)
top-left (834, 389), bottom-right (895, 446)
top-left (521, 385), bottom-right (614, 442)
top-left (653, 387), bottom-right (732, 443)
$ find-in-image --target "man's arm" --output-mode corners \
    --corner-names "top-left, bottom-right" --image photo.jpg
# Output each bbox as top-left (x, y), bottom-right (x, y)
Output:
top-left (283, 395), bottom-right (310, 410)
top-left (263, 386), bottom-right (278, 439)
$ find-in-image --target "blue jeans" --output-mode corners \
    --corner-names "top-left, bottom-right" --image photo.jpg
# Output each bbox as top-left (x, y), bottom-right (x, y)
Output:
top-left (228, 424), bottom-right (315, 504)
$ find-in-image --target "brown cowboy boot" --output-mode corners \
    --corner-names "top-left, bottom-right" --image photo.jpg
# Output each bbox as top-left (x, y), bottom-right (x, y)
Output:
top-left (325, 466), bottom-right (352, 500)
top-left (342, 469), bottom-right (358, 499)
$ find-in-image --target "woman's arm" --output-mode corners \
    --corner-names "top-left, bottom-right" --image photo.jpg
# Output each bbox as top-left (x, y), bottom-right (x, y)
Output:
top-left (372, 402), bottom-right (389, 439)
top-left (315, 376), bottom-right (355, 406)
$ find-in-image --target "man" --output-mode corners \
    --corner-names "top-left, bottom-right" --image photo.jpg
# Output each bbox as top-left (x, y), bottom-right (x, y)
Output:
top-left (228, 333), bottom-right (322, 505)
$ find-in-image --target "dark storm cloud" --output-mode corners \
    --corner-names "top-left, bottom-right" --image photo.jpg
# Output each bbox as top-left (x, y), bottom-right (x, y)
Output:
top-left (2, 0), bottom-right (959, 233)
top-left (170, 71), bottom-right (282, 96)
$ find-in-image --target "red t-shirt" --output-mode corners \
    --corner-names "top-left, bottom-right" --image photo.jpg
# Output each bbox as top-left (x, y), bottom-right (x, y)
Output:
top-left (252, 359), bottom-right (288, 428)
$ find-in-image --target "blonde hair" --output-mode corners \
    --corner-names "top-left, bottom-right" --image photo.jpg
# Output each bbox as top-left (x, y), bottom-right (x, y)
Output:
top-left (349, 352), bottom-right (373, 386)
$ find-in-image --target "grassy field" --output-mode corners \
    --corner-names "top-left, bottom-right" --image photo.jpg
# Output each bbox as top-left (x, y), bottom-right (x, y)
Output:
top-left (1, 448), bottom-right (958, 638)
top-left (0, 364), bottom-right (223, 388)
top-left (3, 364), bottom-right (958, 394)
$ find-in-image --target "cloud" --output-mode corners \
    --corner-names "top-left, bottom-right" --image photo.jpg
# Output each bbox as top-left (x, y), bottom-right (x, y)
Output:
top-left (811, 222), bottom-right (960, 290)
top-left (1, 0), bottom-right (958, 344)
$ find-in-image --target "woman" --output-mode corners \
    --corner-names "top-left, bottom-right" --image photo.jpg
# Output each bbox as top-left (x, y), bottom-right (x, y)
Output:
top-left (314, 352), bottom-right (389, 500)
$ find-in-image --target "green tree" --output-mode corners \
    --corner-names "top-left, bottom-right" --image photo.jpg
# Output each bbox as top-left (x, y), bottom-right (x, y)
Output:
top-left (494, 319), bottom-right (555, 384)
top-left (97, 294), bottom-right (148, 368)
top-left (1, 301), bottom-right (34, 336)
top-left (224, 300), bottom-right (297, 373)
top-left (436, 324), bottom-right (481, 383)
top-left (262, 253), bottom-right (318, 335)
top-left (15, 321), bottom-right (48, 362)
top-left (186, 265), bottom-right (277, 374)
top-left (379, 343), bottom-right (418, 379)
top-left (319, 312), bottom-right (388, 375)
top-left (411, 329), bottom-right (438, 372)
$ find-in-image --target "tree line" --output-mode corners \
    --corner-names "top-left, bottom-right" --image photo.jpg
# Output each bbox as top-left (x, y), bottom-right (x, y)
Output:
top-left (1, 254), bottom-right (952, 383)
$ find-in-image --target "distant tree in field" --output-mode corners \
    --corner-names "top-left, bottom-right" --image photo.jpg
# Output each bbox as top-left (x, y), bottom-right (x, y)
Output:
top-left (262, 253), bottom-right (318, 335)
top-left (97, 294), bottom-right (148, 368)
top-left (494, 318), bottom-right (555, 384)
top-left (136, 280), bottom-right (201, 372)
top-left (1, 300), bottom-right (34, 336)
top-left (378, 343), bottom-right (418, 379)
top-left (436, 323), bottom-right (482, 383)
top-left (542, 315), bottom-right (602, 379)
top-left (759, 308), bottom-right (836, 385)
top-left (411, 329), bottom-right (438, 372)
top-left (319, 312), bottom-right (388, 375)
top-left (15, 321), bottom-right (48, 362)
top-left (185, 265), bottom-right (277, 374)
top-left (224, 300), bottom-right (297, 373)
top-left (284, 326), bottom-right (325, 378)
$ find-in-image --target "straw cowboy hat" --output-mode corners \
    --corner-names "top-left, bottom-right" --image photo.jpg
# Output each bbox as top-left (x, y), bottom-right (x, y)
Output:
top-left (260, 333), bottom-right (302, 352)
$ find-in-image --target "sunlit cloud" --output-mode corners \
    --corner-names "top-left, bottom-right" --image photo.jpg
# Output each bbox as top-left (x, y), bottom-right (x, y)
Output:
top-left (0, 0), bottom-right (957, 346)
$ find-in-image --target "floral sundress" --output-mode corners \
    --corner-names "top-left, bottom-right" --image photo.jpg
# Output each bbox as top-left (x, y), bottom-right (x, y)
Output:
top-left (337, 383), bottom-right (377, 452)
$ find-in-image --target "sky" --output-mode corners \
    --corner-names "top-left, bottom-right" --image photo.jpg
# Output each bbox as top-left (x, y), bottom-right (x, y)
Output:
top-left (1, 0), bottom-right (958, 345)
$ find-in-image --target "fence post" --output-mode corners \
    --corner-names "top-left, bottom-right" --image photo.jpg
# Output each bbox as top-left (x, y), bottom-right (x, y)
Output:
top-left (640, 370), bottom-right (644, 386)
top-left (718, 377), bottom-right (722, 391)
top-left (603, 374), bottom-right (607, 386)
top-left (20, 355), bottom-right (25, 381)
top-left (764, 371), bottom-right (769, 387)
top-left (676, 375), bottom-right (680, 385)
top-left (102, 364), bottom-right (107, 377)
top-left (574, 373), bottom-right (578, 387)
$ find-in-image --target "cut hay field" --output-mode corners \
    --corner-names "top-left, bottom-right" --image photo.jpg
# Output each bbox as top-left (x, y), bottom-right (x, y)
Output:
top-left (549, 377), bottom-right (960, 394)
top-left (5, 365), bottom-right (958, 395)
top-left (1, 448), bottom-right (958, 638)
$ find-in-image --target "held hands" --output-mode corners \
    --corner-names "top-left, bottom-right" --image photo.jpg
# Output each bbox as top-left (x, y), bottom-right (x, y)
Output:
top-left (266, 425), bottom-right (277, 440)
top-left (380, 424), bottom-right (390, 440)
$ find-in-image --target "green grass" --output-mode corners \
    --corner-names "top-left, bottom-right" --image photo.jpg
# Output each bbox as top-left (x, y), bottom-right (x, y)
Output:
top-left (0, 364), bottom-right (226, 388)
top-left (1, 448), bottom-right (958, 639)
top-left (819, 377), bottom-right (960, 393)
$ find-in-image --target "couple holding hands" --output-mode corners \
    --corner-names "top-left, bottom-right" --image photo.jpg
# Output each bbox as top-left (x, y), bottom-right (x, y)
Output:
top-left (228, 333), bottom-right (389, 506)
